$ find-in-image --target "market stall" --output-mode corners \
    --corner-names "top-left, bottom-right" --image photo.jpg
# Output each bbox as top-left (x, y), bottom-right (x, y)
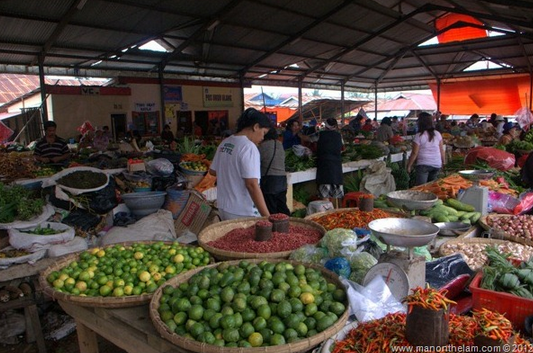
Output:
top-left (3, 123), bottom-right (533, 353)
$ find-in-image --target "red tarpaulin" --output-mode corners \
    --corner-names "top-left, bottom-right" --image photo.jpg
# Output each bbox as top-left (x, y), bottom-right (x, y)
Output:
top-left (0, 120), bottom-right (14, 142)
top-left (436, 14), bottom-right (487, 44)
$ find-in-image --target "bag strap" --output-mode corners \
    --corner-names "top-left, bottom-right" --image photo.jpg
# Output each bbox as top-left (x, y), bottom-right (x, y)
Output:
top-left (263, 140), bottom-right (276, 176)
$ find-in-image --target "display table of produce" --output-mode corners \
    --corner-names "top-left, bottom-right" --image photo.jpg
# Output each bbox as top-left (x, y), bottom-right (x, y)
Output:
top-left (286, 152), bottom-right (410, 212)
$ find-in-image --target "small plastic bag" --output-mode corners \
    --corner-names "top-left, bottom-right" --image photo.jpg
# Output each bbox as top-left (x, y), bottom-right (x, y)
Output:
top-left (146, 158), bottom-right (174, 177)
top-left (324, 257), bottom-right (351, 278)
top-left (341, 276), bottom-right (405, 322)
top-left (488, 191), bottom-right (520, 214)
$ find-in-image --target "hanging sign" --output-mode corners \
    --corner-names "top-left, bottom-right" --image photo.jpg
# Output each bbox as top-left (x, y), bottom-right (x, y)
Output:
top-left (135, 102), bottom-right (156, 112)
top-left (203, 87), bottom-right (233, 107)
top-left (163, 86), bottom-right (183, 103)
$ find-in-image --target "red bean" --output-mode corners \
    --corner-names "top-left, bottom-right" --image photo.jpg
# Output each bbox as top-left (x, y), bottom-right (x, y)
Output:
top-left (207, 225), bottom-right (322, 253)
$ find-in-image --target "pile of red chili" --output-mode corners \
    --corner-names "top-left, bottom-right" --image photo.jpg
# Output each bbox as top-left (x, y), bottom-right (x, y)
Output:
top-left (403, 286), bottom-right (456, 312)
top-left (332, 312), bottom-right (532, 353)
top-left (207, 225), bottom-right (322, 253)
top-left (311, 209), bottom-right (400, 231)
top-left (473, 308), bottom-right (514, 342)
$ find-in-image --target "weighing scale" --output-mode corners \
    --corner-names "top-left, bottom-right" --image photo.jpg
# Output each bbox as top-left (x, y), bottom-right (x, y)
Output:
top-left (457, 170), bottom-right (494, 215)
top-left (386, 190), bottom-right (438, 215)
top-left (363, 218), bottom-right (440, 302)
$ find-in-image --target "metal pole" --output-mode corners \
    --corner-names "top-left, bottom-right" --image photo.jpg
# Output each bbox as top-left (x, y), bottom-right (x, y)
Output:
top-left (298, 77), bottom-right (303, 124)
top-left (341, 82), bottom-right (345, 126)
top-left (38, 54), bottom-right (48, 123)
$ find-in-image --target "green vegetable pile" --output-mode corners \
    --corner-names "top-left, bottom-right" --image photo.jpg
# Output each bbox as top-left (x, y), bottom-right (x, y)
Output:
top-left (389, 162), bottom-right (410, 190)
top-left (507, 140), bottom-right (533, 153)
top-left (0, 183), bottom-right (45, 223)
top-left (21, 224), bottom-right (62, 235)
top-left (481, 246), bottom-right (533, 299)
top-left (285, 150), bottom-right (316, 172)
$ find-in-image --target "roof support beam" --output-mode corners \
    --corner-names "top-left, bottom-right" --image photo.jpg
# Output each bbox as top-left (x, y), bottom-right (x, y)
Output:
top-left (239, 0), bottom-right (355, 76)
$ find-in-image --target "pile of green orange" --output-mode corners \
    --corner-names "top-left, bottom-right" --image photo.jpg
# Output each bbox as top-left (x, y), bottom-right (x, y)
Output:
top-left (46, 242), bottom-right (211, 297)
top-left (156, 260), bottom-right (347, 348)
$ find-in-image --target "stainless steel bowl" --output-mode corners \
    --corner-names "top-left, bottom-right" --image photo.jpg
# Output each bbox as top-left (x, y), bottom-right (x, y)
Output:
top-left (458, 170), bottom-right (494, 182)
top-left (434, 222), bottom-right (471, 236)
top-left (386, 190), bottom-right (438, 211)
top-left (368, 218), bottom-right (440, 247)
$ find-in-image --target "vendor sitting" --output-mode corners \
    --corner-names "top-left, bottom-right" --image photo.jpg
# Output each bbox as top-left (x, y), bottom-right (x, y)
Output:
top-left (34, 121), bottom-right (71, 164)
top-left (498, 126), bottom-right (521, 146)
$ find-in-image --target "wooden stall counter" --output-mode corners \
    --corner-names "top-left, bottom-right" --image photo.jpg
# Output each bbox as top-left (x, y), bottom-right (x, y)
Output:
top-left (58, 301), bottom-right (189, 353)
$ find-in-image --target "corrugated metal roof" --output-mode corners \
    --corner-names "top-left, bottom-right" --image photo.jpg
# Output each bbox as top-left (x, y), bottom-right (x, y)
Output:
top-left (0, 74), bottom-right (110, 106)
top-left (0, 0), bottom-right (531, 92)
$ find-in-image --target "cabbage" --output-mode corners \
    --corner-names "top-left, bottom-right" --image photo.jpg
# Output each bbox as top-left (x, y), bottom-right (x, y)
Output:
top-left (347, 252), bottom-right (378, 284)
top-left (289, 245), bottom-right (328, 264)
top-left (320, 228), bottom-right (358, 258)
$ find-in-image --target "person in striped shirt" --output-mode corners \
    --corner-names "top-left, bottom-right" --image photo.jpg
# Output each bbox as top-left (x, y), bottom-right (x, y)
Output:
top-left (34, 121), bottom-right (70, 164)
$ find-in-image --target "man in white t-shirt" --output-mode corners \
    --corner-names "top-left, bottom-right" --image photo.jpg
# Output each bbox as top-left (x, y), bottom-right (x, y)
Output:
top-left (210, 108), bottom-right (272, 220)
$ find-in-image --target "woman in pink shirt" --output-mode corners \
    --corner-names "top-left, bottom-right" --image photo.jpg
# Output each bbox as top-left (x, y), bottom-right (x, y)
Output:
top-left (407, 112), bottom-right (445, 185)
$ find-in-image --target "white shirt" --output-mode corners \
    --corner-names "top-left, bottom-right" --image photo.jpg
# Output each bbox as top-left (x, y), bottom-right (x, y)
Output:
top-left (210, 135), bottom-right (261, 217)
top-left (413, 131), bottom-right (443, 168)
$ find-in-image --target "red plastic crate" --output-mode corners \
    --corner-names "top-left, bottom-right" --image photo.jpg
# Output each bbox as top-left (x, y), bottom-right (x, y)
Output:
top-left (469, 272), bottom-right (533, 331)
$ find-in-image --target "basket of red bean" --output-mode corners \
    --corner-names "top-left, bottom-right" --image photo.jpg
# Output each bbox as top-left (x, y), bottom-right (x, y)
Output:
top-left (198, 216), bottom-right (326, 261)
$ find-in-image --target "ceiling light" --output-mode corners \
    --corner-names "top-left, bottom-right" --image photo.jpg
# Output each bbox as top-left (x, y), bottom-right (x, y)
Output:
top-left (258, 74), bottom-right (268, 78)
top-left (91, 60), bottom-right (102, 66)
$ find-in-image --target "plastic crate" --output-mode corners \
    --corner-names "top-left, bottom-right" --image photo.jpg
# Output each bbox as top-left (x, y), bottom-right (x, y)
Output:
top-left (469, 272), bottom-right (533, 331)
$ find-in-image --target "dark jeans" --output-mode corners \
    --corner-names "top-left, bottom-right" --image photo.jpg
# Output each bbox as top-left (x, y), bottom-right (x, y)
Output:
top-left (263, 191), bottom-right (291, 216)
top-left (415, 165), bottom-right (441, 185)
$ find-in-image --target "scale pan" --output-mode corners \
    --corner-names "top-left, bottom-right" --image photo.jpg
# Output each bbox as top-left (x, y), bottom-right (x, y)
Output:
top-left (386, 190), bottom-right (438, 211)
top-left (368, 218), bottom-right (439, 247)
top-left (458, 170), bottom-right (494, 182)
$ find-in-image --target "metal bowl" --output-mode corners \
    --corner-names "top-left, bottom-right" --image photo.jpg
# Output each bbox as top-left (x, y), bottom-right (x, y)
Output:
top-left (434, 222), bottom-right (471, 236)
top-left (368, 218), bottom-right (440, 247)
top-left (458, 170), bottom-right (494, 182)
top-left (386, 190), bottom-right (438, 211)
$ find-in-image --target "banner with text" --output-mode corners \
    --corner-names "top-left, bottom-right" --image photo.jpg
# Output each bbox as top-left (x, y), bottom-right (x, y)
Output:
top-left (203, 87), bottom-right (233, 107)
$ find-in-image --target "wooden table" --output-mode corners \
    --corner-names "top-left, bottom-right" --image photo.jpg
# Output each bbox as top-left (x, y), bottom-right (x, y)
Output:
top-left (58, 301), bottom-right (323, 353)
top-left (58, 301), bottom-right (190, 353)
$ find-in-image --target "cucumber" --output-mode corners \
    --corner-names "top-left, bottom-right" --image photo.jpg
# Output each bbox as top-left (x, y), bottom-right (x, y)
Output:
top-left (441, 205), bottom-right (459, 216)
top-left (434, 214), bottom-right (449, 223)
top-left (455, 210), bottom-right (466, 217)
top-left (470, 212), bottom-right (481, 223)
top-left (435, 199), bottom-right (444, 206)
top-left (460, 212), bottom-right (476, 220)
top-left (447, 215), bottom-right (458, 222)
top-left (446, 198), bottom-right (476, 212)
top-left (433, 205), bottom-right (451, 216)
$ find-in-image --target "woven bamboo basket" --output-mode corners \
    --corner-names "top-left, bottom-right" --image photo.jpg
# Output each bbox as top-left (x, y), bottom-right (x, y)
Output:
top-left (198, 217), bottom-right (326, 261)
top-left (479, 214), bottom-right (533, 247)
top-left (305, 207), bottom-right (407, 230)
top-left (149, 258), bottom-right (349, 353)
top-left (39, 241), bottom-right (213, 308)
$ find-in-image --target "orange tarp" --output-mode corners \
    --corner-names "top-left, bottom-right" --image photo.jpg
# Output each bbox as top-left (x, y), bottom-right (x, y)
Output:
top-left (262, 107), bottom-right (297, 123)
top-left (429, 76), bottom-right (531, 115)
top-left (435, 14), bottom-right (487, 44)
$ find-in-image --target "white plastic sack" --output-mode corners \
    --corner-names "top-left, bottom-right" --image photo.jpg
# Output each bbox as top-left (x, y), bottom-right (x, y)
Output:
top-left (292, 144), bottom-right (313, 157)
top-left (42, 166), bottom-right (109, 195)
top-left (146, 158), bottom-right (174, 177)
top-left (0, 247), bottom-right (46, 268)
top-left (0, 204), bottom-right (55, 230)
top-left (47, 236), bottom-right (88, 258)
top-left (360, 160), bottom-right (396, 197)
top-left (99, 209), bottom-right (176, 246)
top-left (9, 222), bottom-right (75, 252)
top-left (307, 200), bottom-right (333, 215)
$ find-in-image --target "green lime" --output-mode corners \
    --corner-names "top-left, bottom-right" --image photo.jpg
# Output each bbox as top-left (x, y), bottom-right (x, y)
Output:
top-left (270, 289), bottom-right (285, 303)
top-left (222, 328), bottom-right (240, 343)
top-left (269, 318), bottom-right (285, 334)
top-left (173, 312), bottom-right (188, 326)
top-left (248, 332), bottom-right (263, 347)
top-left (220, 315), bottom-right (236, 329)
top-left (289, 298), bottom-right (303, 313)
top-left (276, 300), bottom-right (292, 319)
top-left (332, 288), bottom-right (346, 302)
top-left (270, 333), bottom-right (286, 346)
top-left (189, 322), bottom-right (204, 338)
top-left (209, 313), bottom-right (223, 329)
top-left (252, 316), bottom-right (267, 331)
top-left (239, 322), bottom-right (255, 339)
